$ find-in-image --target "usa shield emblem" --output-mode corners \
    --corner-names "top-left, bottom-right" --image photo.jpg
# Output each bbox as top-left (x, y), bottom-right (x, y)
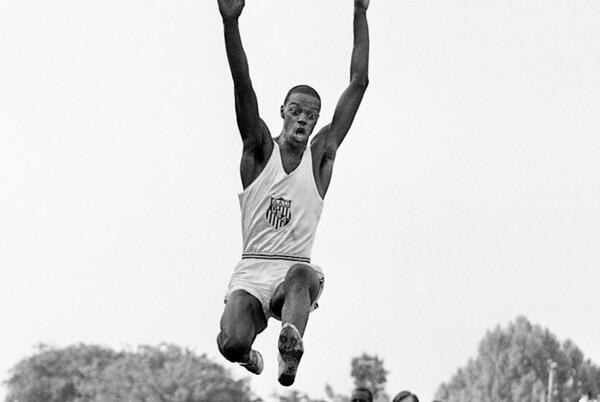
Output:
top-left (266, 197), bottom-right (292, 229)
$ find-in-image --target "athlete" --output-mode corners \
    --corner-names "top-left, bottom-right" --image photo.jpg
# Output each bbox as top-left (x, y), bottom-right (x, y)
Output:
top-left (216, 0), bottom-right (370, 386)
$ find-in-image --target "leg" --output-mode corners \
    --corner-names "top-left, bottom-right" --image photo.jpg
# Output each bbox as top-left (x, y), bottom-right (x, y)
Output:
top-left (217, 289), bottom-right (267, 364)
top-left (270, 264), bottom-right (322, 386)
top-left (270, 263), bottom-right (322, 335)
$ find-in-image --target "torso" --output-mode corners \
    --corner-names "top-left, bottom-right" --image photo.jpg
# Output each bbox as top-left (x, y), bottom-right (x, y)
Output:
top-left (242, 131), bottom-right (332, 199)
top-left (238, 141), bottom-right (324, 260)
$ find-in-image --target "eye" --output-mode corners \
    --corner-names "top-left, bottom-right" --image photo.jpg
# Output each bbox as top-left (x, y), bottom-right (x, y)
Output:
top-left (290, 108), bottom-right (300, 116)
top-left (308, 113), bottom-right (316, 120)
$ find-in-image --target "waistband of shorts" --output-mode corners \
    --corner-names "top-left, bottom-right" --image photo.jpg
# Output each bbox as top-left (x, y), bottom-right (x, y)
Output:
top-left (241, 253), bottom-right (311, 263)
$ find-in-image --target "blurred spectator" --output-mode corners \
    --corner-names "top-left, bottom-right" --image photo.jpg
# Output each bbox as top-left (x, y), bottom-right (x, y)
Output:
top-left (392, 390), bottom-right (419, 402)
top-left (350, 387), bottom-right (373, 402)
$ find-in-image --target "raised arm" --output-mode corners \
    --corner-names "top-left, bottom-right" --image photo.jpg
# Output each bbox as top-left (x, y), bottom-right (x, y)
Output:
top-left (324, 0), bottom-right (370, 152)
top-left (311, 0), bottom-right (369, 198)
top-left (218, 0), bottom-right (272, 181)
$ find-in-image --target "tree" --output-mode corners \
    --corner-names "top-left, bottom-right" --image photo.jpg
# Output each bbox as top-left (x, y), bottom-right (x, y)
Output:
top-left (435, 316), bottom-right (600, 402)
top-left (4, 343), bottom-right (257, 402)
top-left (351, 353), bottom-right (390, 402)
top-left (324, 383), bottom-right (350, 402)
top-left (3, 344), bottom-right (120, 402)
top-left (322, 353), bottom-right (390, 402)
top-left (275, 389), bottom-right (326, 402)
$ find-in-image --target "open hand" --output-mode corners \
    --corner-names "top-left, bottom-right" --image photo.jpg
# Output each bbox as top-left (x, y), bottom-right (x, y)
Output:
top-left (355, 0), bottom-right (370, 10)
top-left (218, 0), bottom-right (245, 21)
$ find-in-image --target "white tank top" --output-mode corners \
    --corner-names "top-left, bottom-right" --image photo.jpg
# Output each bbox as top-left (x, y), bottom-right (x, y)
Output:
top-left (238, 142), bottom-right (324, 263)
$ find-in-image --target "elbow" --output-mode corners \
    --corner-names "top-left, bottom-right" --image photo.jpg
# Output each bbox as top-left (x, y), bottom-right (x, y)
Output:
top-left (234, 81), bottom-right (253, 95)
top-left (362, 76), bottom-right (370, 90)
top-left (351, 75), bottom-right (369, 91)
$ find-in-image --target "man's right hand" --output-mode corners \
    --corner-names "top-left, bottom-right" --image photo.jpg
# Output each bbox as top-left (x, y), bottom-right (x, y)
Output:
top-left (218, 0), bottom-right (245, 21)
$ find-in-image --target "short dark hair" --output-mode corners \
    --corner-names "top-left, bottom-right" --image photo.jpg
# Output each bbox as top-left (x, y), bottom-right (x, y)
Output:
top-left (351, 387), bottom-right (373, 402)
top-left (283, 84), bottom-right (321, 105)
top-left (393, 391), bottom-right (419, 402)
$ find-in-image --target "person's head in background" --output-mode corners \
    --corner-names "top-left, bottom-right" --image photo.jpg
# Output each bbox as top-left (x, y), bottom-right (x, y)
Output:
top-left (351, 387), bottom-right (373, 402)
top-left (392, 390), bottom-right (420, 402)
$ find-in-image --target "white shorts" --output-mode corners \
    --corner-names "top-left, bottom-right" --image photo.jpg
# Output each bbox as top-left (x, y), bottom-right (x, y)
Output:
top-left (224, 258), bottom-right (325, 320)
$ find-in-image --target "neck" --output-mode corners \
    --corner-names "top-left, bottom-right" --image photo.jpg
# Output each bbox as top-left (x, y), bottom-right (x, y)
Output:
top-left (277, 135), bottom-right (306, 156)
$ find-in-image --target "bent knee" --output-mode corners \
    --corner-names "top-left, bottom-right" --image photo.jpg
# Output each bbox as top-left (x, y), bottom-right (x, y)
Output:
top-left (217, 332), bottom-right (252, 363)
top-left (286, 264), bottom-right (318, 283)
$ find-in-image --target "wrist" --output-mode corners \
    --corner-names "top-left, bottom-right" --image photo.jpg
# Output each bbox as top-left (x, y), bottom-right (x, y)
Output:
top-left (222, 16), bottom-right (239, 25)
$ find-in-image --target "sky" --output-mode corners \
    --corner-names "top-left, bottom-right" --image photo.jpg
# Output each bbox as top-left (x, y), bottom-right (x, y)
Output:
top-left (1, 0), bottom-right (599, 400)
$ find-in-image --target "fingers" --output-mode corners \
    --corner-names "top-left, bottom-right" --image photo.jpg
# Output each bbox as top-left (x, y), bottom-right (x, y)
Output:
top-left (218, 0), bottom-right (245, 20)
top-left (355, 0), bottom-right (370, 10)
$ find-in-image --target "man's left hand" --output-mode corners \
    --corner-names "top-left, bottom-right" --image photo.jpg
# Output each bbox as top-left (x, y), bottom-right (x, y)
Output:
top-left (355, 0), bottom-right (369, 10)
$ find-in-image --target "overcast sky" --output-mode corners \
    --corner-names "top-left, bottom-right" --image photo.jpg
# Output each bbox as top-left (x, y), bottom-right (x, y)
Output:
top-left (1, 0), bottom-right (599, 400)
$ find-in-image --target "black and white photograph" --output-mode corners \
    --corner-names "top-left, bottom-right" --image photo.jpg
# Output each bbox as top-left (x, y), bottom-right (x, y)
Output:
top-left (1, 1), bottom-right (599, 401)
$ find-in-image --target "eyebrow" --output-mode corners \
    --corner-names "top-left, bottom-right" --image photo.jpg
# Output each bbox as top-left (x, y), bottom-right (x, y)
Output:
top-left (288, 102), bottom-right (319, 112)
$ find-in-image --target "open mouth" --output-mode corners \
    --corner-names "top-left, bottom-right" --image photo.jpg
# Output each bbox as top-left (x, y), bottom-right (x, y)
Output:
top-left (295, 127), bottom-right (306, 135)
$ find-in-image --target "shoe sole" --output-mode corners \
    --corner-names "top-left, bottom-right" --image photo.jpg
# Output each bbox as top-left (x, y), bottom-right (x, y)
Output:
top-left (277, 325), bottom-right (304, 386)
top-left (240, 351), bottom-right (263, 375)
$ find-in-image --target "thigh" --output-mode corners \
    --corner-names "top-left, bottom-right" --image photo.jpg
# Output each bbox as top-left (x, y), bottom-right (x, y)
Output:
top-left (220, 289), bottom-right (268, 341)
top-left (269, 263), bottom-right (323, 318)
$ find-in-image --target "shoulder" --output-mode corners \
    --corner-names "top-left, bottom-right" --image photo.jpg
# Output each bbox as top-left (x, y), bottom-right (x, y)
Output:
top-left (243, 120), bottom-right (274, 162)
top-left (310, 124), bottom-right (336, 162)
top-left (240, 133), bottom-right (275, 189)
top-left (310, 125), bottom-right (338, 199)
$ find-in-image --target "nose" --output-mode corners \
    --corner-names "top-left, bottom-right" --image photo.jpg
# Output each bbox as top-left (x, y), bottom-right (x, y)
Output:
top-left (298, 111), bottom-right (310, 124)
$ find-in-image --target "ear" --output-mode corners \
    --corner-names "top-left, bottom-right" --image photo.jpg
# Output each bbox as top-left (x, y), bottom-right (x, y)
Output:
top-left (280, 105), bottom-right (284, 118)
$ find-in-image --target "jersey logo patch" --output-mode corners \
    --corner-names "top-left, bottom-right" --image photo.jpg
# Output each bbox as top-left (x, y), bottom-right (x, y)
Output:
top-left (266, 197), bottom-right (292, 229)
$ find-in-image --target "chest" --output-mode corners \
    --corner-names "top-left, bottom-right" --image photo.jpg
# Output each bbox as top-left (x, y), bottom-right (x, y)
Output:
top-left (279, 151), bottom-right (304, 175)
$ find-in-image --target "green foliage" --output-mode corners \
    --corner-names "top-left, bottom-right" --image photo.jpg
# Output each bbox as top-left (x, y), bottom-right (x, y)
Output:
top-left (435, 316), bottom-right (600, 402)
top-left (350, 353), bottom-right (390, 401)
top-left (4, 343), bottom-right (256, 402)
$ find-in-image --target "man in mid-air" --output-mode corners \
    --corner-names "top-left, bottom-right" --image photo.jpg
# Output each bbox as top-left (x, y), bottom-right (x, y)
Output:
top-left (216, 0), bottom-right (370, 386)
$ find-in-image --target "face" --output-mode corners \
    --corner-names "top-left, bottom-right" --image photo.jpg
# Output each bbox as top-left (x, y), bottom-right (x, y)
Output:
top-left (280, 92), bottom-right (321, 146)
top-left (350, 390), bottom-right (372, 402)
